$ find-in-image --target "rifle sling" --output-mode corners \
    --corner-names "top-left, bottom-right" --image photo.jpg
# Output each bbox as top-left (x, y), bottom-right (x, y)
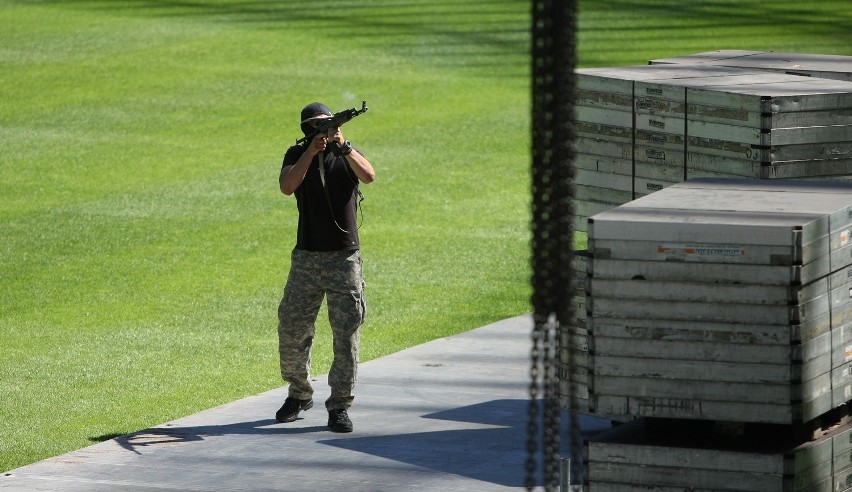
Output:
top-left (317, 152), bottom-right (354, 234)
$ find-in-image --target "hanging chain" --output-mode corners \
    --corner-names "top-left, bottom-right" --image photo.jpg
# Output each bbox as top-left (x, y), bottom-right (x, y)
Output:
top-left (528, 0), bottom-right (578, 490)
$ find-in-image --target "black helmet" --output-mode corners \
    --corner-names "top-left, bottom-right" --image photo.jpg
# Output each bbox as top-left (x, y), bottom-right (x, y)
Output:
top-left (299, 102), bottom-right (332, 135)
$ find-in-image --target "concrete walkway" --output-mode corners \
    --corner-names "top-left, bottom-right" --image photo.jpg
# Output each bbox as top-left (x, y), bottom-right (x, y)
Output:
top-left (1, 315), bottom-right (610, 491)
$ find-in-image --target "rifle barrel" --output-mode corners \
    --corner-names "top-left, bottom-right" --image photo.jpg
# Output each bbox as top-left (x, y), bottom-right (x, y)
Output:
top-left (295, 101), bottom-right (368, 145)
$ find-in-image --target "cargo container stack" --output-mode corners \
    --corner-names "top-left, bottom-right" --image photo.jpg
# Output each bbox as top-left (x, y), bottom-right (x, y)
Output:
top-left (562, 53), bottom-right (852, 489)
top-left (558, 250), bottom-right (590, 414)
top-left (573, 64), bottom-right (767, 232)
top-left (649, 50), bottom-right (852, 82)
top-left (572, 57), bottom-right (852, 234)
top-left (581, 178), bottom-right (852, 490)
top-left (683, 75), bottom-right (852, 183)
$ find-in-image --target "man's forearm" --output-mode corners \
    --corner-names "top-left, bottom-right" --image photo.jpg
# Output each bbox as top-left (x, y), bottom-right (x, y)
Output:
top-left (345, 150), bottom-right (375, 184)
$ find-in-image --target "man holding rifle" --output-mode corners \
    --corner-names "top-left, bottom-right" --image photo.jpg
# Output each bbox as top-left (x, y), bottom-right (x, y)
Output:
top-left (275, 101), bottom-right (375, 433)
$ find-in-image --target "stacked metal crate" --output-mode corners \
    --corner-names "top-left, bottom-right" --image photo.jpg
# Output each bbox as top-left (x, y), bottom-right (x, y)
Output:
top-left (585, 417), bottom-right (852, 491)
top-left (573, 63), bottom-right (852, 233)
top-left (570, 52), bottom-right (852, 490)
top-left (583, 178), bottom-right (852, 490)
top-left (654, 50), bottom-right (852, 189)
top-left (574, 64), bottom-right (757, 231)
top-left (568, 62), bottom-right (852, 423)
top-left (649, 50), bottom-right (852, 82)
top-left (684, 75), bottom-right (852, 183)
top-left (558, 251), bottom-right (590, 413)
top-left (587, 178), bottom-right (852, 424)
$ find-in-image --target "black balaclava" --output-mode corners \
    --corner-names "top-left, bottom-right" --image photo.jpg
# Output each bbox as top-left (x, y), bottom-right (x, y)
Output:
top-left (300, 102), bottom-right (332, 135)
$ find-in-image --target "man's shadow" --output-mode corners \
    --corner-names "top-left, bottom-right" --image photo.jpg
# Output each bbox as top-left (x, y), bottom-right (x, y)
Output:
top-left (319, 399), bottom-right (611, 488)
top-left (91, 418), bottom-right (325, 455)
top-left (91, 399), bottom-right (611, 488)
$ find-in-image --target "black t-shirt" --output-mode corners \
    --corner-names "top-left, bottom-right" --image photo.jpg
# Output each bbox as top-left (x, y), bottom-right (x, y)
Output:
top-left (281, 144), bottom-right (360, 251)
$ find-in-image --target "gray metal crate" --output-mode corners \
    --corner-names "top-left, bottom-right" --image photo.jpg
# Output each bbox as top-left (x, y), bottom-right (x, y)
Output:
top-left (572, 63), bottom-right (852, 231)
top-left (560, 251), bottom-right (590, 413)
top-left (590, 236), bottom-right (831, 269)
top-left (591, 258), bottom-right (812, 285)
top-left (585, 417), bottom-right (852, 491)
top-left (586, 178), bottom-right (852, 424)
top-left (684, 76), bottom-right (852, 113)
top-left (623, 178), bottom-right (852, 236)
top-left (576, 106), bottom-right (632, 130)
top-left (687, 155), bottom-right (852, 180)
top-left (577, 64), bottom-right (770, 88)
top-left (574, 65), bottom-right (785, 231)
top-left (588, 295), bottom-right (829, 327)
top-left (688, 102), bottom-right (852, 128)
top-left (590, 179), bottom-right (852, 251)
top-left (575, 152), bottom-right (633, 175)
top-left (576, 167), bottom-right (632, 192)
top-left (649, 50), bottom-right (852, 82)
top-left (575, 184), bottom-right (632, 210)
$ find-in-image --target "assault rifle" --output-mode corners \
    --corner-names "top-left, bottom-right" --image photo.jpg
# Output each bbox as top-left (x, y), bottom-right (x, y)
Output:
top-left (296, 101), bottom-right (369, 145)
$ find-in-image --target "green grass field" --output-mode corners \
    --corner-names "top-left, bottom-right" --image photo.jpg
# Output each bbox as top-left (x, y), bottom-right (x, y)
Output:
top-left (2, 0), bottom-right (852, 473)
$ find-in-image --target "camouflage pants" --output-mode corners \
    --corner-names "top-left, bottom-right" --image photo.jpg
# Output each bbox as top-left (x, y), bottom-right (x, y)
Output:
top-left (277, 248), bottom-right (366, 411)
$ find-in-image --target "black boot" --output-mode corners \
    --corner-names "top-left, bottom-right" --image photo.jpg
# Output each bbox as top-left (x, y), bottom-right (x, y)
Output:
top-left (275, 397), bottom-right (313, 423)
top-left (327, 409), bottom-right (353, 433)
